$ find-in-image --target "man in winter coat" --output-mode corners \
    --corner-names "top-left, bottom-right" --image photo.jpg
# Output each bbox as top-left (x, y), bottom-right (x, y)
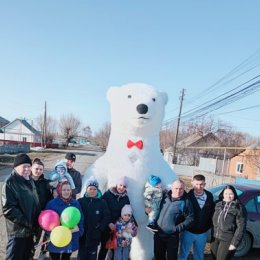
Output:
top-left (1, 153), bottom-right (41, 260)
top-left (179, 174), bottom-right (215, 260)
top-left (65, 152), bottom-right (82, 198)
top-left (153, 179), bottom-right (194, 260)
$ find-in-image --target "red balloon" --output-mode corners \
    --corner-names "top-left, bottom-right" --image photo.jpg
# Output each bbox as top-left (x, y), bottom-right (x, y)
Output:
top-left (38, 210), bottom-right (60, 231)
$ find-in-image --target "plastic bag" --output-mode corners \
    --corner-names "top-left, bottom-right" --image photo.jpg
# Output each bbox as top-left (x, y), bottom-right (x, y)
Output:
top-left (105, 231), bottom-right (117, 249)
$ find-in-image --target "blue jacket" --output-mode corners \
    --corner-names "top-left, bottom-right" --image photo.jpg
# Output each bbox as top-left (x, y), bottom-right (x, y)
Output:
top-left (45, 196), bottom-right (84, 253)
top-left (156, 191), bottom-right (194, 236)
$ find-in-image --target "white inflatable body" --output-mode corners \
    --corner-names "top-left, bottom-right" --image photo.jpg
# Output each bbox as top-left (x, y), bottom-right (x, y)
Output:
top-left (82, 83), bottom-right (177, 260)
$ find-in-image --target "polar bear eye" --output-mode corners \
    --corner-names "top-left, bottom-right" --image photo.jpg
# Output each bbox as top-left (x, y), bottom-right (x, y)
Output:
top-left (128, 95), bottom-right (132, 99)
top-left (152, 98), bottom-right (156, 102)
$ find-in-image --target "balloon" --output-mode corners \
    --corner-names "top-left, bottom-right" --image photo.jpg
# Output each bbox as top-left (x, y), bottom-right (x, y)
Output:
top-left (50, 226), bottom-right (72, 247)
top-left (60, 206), bottom-right (81, 229)
top-left (38, 210), bottom-right (60, 231)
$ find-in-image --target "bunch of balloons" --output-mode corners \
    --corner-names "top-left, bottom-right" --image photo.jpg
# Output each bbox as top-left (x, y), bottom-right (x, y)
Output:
top-left (38, 207), bottom-right (81, 247)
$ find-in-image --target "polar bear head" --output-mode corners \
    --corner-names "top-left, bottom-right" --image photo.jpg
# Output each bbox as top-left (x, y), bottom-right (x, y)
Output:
top-left (107, 83), bottom-right (168, 136)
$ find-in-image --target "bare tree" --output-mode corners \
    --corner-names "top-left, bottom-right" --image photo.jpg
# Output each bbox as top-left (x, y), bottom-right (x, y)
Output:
top-left (36, 115), bottom-right (57, 144)
top-left (82, 125), bottom-right (92, 139)
top-left (59, 113), bottom-right (81, 145)
top-left (93, 122), bottom-right (111, 150)
top-left (244, 148), bottom-right (260, 172)
top-left (160, 129), bottom-right (175, 150)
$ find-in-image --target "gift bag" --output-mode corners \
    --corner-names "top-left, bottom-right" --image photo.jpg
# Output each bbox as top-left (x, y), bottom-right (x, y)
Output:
top-left (105, 231), bottom-right (117, 249)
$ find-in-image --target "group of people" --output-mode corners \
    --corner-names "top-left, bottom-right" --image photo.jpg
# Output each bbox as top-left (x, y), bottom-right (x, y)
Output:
top-left (1, 153), bottom-right (247, 260)
top-left (143, 174), bottom-right (247, 260)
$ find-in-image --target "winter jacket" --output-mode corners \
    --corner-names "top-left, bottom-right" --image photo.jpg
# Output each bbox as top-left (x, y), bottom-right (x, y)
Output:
top-left (115, 217), bottom-right (137, 247)
top-left (187, 189), bottom-right (215, 234)
top-left (78, 194), bottom-right (110, 247)
top-left (156, 191), bottom-right (194, 236)
top-left (143, 181), bottom-right (163, 209)
top-left (49, 160), bottom-right (75, 189)
top-left (1, 170), bottom-right (41, 238)
top-left (68, 167), bottom-right (82, 198)
top-left (212, 199), bottom-right (247, 247)
top-left (102, 187), bottom-right (130, 224)
top-left (45, 196), bottom-right (84, 253)
top-left (33, 175), bottom-right (53, 210)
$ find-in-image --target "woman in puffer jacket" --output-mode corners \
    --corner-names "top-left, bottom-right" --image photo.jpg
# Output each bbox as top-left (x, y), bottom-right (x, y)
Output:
top-left (211, 185), bottom-right (247, 260)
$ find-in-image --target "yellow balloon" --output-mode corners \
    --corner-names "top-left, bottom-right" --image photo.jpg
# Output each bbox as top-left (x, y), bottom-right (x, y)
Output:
top-left (50, 226), bottom-right (72, 247)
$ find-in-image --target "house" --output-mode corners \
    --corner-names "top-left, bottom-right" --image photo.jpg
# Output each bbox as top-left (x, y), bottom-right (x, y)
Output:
top-left (0, 118), bottom-right (42, 146)
top-left (0, 116), bottom-right (9, 128)
top-left (164, 132), bottom-right (224, 165)
top-left (229, 144), bottom-right (260, 181)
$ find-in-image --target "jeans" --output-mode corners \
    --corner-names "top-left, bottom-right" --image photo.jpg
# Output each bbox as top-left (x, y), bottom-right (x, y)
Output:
top-left (179, 231), bottom-right (207, 260)
top-left (114, 246), bottom-right (130, 260)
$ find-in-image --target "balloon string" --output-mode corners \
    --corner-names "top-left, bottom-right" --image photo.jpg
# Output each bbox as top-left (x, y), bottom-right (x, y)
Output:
top-left (34, 239), bottom-right (50, 249)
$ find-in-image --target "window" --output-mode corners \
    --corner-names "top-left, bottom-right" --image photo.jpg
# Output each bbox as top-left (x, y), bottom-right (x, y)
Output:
top-left (22, 137), bottom-right (27, 142)
top-left (236, 162), bottom-right (244, 174)
top-left (245, 198), bottom-right (257, 213)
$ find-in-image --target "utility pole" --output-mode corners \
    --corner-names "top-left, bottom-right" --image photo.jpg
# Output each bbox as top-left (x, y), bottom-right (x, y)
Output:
top-left (172, 88), bottom-right (185, 164)
top-left (43, 101), bottom-right (47, 147)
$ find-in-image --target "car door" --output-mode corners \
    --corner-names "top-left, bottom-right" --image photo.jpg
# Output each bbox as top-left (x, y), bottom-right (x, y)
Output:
top-left (244, 194), bottom-right (260, 248)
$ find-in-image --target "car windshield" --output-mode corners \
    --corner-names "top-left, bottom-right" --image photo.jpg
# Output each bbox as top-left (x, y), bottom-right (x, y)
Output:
top-left (209, 186), bottom-right (244, 201)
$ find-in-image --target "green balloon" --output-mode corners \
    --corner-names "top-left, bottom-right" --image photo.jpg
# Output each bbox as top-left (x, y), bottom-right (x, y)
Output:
top-left (60, 206), bottom-right (81, 229)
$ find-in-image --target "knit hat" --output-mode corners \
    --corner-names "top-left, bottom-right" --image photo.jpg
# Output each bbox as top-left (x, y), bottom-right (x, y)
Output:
top-left (65, 152), bottom-right (76, 162)
top-left (116, 176), bottom-right (127, 188)
top-left (13, 153), bottom-right (32, 168)
top-left (86, 176), bottom-right (99, 189)
top-left (121, 204), bottom-right (132, 216)
top-left (148, 175), bottom-right (161, 187)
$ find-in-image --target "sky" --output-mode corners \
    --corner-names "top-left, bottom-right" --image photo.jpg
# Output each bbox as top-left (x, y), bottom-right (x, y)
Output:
top-left (1, 1), bottom-right (260, 137)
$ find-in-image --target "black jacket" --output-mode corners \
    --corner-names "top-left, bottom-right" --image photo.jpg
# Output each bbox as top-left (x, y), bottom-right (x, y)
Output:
top-left (33, 175), bottom-right (53, 210)
top-left (156, 191), bottom-right (194, 237)
top-left (187, 189), bottom-right (215, 234)
top-left (2, 170), bottom-right (41, 238)
top-left (102, 187), bottom-right (130, 224)
top-left (213, 199), bottom-right (247, 247)
top-left (78, 195), bottom-right (110, 247)
top-left (68, 168), bottom-right (82, 198)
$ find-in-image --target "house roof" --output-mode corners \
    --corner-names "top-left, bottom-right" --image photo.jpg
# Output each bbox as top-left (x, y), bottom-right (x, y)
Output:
top-left (0, 116), bottom-right (9, 127)
top-left (1, 118), bottom-right (40, 135)
top-left (164, 132), bottom-right (222, 152)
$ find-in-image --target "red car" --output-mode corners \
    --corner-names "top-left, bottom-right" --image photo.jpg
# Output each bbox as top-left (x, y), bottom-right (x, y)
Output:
top-left (208, 183), bottom-right (260, 257)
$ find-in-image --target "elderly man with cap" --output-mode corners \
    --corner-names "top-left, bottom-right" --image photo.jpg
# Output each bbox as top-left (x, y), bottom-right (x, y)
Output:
top-left (1, 153), bottom-right (41, 260)
top-left (65, 152), bottom-right (82, 198)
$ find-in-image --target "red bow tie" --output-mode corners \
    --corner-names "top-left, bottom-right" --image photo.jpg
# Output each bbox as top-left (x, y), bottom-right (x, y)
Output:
top-left (127, 140), bottom-right (143, 150)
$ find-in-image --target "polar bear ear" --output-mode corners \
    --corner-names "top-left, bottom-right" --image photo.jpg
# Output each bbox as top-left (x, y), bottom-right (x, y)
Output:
top-left (160, 91), bottom-right (168, 105)
top-left (107, 86), bottom-right (120, 103)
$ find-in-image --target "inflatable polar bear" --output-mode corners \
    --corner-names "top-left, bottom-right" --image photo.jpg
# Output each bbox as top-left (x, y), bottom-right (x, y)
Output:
top-left (82, 83), bottom-right (177, 260)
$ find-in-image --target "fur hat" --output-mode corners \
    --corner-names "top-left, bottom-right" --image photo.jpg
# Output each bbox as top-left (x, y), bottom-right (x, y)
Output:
top-left (116, 176), bottom-right (127, 188)
top-left (121, 204), bottom-right (132, 216)
top-left (86, 176), bottom-right (99, 189)
top-left (13, 153), bottom-right (32, 168)
top-left (65, 152), bottom-right (76, 162)
top-left (148, 175), bottom-right (161, 187)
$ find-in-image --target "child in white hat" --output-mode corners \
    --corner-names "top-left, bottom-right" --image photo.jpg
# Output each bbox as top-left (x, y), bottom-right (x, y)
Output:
top-left (114, 204), bottom-right (137, 260)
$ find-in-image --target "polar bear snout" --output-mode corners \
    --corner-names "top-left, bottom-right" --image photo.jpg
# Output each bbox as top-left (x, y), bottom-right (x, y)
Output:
top-left (136, 104), bottom-right (148, 114)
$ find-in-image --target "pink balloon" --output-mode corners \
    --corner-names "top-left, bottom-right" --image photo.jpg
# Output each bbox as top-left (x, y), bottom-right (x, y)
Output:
top-left (38, 210), bottom-right (60, 231)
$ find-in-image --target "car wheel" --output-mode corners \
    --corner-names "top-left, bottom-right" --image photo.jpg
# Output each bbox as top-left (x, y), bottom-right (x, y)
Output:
top-left (235, 232), bottom-right (252, 257)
